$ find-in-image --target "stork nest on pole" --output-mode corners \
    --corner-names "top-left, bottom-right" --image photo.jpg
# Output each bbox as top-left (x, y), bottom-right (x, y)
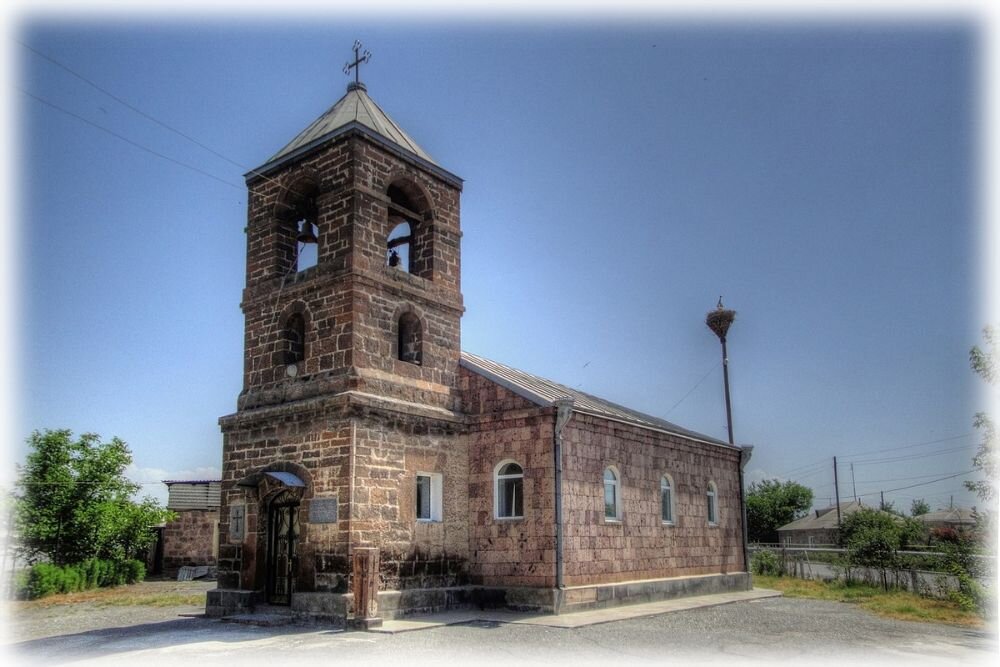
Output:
top-left (706, 305), bottom-right (736, 341)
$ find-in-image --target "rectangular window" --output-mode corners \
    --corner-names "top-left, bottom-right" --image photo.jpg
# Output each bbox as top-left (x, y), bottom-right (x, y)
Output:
top-left (416, 473), bottom-right (443, 521)
top-left (495, 463), bottom-right (524, 519)
top-left (498, 477), bottom-right (523, 518)
top-left (604, 483), bottom-right (617, 519)
top-left (661, 486), bottom-right (673, 523)
top-left (707, 490), bottom-right (717, 525)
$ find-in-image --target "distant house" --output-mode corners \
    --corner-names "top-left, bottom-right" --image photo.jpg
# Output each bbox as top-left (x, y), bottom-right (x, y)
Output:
top-left (914, 507), bottom-right (977, 531)
top-left (161, 480), bottom-right (221, 575)
top-left (776, 500), bottom-right (866, 546)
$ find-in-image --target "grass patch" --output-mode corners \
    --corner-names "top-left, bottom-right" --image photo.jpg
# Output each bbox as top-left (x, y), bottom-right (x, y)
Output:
top-left (754, 575), bottom-right (984, 628)
top-left (13, 581), bottom-right (210, 609)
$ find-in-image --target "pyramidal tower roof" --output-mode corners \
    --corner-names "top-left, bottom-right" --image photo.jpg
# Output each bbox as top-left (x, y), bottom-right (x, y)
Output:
top-left (247, 81), bottom-right (458, 185)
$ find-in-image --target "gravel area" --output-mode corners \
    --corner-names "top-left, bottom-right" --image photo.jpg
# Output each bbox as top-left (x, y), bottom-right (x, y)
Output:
top-left (2, 580), bottom-right (214, 642)
top-left (2, 584), bottom-right (997, 667)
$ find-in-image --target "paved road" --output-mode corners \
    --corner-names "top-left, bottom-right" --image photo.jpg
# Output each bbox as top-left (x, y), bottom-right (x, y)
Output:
top-left (4, 596), bottom-right (997, 667)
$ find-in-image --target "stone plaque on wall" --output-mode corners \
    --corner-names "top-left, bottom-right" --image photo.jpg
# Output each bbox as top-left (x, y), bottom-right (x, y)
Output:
top-left (309, 497), bottom-right (338, 523)
top-left (229, 505), bottom-right (245, 542)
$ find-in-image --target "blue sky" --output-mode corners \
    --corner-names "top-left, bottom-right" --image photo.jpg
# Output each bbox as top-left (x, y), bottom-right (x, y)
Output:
top-left (7, 15), bottom-right (992, 512)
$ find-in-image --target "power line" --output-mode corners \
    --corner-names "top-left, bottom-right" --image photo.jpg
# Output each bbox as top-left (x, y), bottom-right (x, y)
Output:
top-left (772, 432), bottom-right (974, 479)
top-left (836, 432), bottom-right (974, 459)
top-left (18, 39), bottom-right (308, 201)
top-left (20, 87), bottom-right (243, 190)
top-left (850, 469), bottom-right (977, 485)
top-left (18, 38), bottom-right (247, 173)
top-left (844, 443), bottom-right (974, 466)
top-left (855, 469), bottom-right (977, 497)
top-left (664, 363), bottom-right (717, 417)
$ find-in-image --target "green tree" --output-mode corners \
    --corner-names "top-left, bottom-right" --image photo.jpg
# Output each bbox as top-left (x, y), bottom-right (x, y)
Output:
top-left (839, 507), bottom-right (927, 589)
top-left (14, 429), bottom-right (173, 566)
top-left (967, 326), bottom-right (997, 501)
top-left (910, 498), bottom-right (930, 516)
top-left (746, 479), bottom-right (813, 543)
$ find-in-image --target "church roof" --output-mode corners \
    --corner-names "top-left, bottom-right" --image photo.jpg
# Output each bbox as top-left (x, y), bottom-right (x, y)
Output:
top-left (247, 82), bottom-right (459, 186)
top-left (460, 351), bottom-right (735, 449)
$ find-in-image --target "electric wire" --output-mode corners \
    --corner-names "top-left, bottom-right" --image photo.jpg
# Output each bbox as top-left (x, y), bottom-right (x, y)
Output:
top-left (18, 39), bottom-right (312, 201)
top-left (663, 363), bottom-right (717, 417)
top-left (774, 432), bottom-right (975, 479)
top-left (20, 88), bottom-right (243, 190)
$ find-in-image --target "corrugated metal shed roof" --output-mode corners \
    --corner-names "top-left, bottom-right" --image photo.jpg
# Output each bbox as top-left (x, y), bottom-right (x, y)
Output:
top-left (164, 480), bottom-right (221, 511)
top-left (460, 351), bottom-right (733, 449)
top-left (250, 82), bottom-right (453, 182)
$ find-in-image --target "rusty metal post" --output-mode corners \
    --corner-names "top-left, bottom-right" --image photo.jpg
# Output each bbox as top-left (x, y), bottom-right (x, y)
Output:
top-left (351, 547), bottom-right (382, 629)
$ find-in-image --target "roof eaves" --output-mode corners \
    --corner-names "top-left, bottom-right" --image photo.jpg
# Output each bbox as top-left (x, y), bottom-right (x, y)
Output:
top-left (246, 123), bottom-right (463, 189)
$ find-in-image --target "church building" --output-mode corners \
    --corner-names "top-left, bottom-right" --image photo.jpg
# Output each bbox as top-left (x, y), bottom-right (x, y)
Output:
top-left (207, 52), bottom-right (752, 623)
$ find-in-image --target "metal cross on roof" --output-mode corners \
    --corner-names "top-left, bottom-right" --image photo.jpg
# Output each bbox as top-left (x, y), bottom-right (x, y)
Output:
top-left (343, 40), bottom-right (372, 86)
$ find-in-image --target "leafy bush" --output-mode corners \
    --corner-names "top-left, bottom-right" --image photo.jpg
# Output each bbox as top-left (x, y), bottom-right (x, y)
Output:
top-left (16, 558), bottom-right (146, 600)
top-left (751, 549), bottom-right (782, 576)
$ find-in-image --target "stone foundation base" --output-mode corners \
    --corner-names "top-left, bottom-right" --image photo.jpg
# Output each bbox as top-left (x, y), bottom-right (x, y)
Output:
top-left (205, 589), bottom-right (258, 617)
top-left (205, 572), bottom-right (751, 623)
top-left (557, 572), bottom-right (752, 613)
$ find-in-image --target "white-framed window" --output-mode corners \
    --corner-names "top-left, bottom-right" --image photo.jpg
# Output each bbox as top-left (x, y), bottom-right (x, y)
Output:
top-left (494, 461), bottom-right (524, 519)
top-left (707, 481), bottom-right (718, 525)
top-left (660, 474), bottom-right (675, 524)
top-left (603, 467), bottom-right (621, 521)
top-left (416, 472), bottom-right (443, 522)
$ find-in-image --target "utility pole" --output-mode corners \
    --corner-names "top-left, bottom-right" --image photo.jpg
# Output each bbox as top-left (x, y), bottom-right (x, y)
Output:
top-left (851, 463), bottom-right (857, 501)
top-left (705, 299), bottom-right (736, 445)
top-left (833, 456), bottom-right (842, 528)
top-left (881, 490), bottom-right (885, 511)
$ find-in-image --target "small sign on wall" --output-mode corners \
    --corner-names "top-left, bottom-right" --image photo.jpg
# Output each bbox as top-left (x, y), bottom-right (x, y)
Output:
top-left (309, 497), bottom-right (338, 523)
top-left (229, 505), bottom-right (245, 542)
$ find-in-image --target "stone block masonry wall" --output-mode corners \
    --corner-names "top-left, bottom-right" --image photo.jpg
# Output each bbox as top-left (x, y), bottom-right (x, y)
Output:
top-left (239, 131), bottom-right (464, 414)
top-left (161, 509), bottom-right (219, 575)
top-left (561, 413), bottom-right (745, 586)
top-left (350, 413), bottom-right (469, 590)
top-left (217, 405), bottom-right (354, 593)
top-left (460, 367), bottom-right (557, 588)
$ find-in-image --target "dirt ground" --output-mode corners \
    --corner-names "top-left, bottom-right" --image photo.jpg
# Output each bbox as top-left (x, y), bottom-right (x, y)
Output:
top-left (1, 579), bottom-right (215, 642)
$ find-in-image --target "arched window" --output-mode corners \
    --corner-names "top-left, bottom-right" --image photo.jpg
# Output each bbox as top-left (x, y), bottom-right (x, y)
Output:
top-left (707, 481), bottom-right (718, 525)
top-left (494, 461), bottom-right (523, 519)
top-left (603, 467), bottom-right (621, 521)
top-left (282, 313), bottom-right (306, 366)
top-left (660, 474), bottom-right (675, 524)
top-left (397, 311), bottom-right (422, 365)
top-left (386, 221), bottom-right (412, 272)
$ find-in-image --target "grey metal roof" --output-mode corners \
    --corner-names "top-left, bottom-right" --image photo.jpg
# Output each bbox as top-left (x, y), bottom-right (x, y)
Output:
top-left (915, 507), bottom-right (977, 525)
top-left (776, 500), bottom-right (866, 533)
top-left (460, 351), bottom-right (733, 449)
top-left (249, 82), bottom-right (446, 180)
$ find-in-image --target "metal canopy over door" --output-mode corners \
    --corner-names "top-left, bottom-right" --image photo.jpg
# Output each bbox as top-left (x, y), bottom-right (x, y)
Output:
top-left (266, 490), bottom-right (299, 605)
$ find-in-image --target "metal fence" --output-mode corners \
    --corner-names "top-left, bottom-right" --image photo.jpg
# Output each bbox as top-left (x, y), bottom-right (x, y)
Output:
top-left (748, 544), bottom-right (995, 599)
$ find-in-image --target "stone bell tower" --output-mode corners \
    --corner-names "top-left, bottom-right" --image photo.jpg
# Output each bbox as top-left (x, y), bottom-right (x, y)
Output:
top-left (209, 46), bottom-right (469, 617)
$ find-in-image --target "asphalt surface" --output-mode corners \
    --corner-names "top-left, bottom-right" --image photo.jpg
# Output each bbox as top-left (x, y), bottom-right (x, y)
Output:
top-left (4, 596), bottom-right (997, 667)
